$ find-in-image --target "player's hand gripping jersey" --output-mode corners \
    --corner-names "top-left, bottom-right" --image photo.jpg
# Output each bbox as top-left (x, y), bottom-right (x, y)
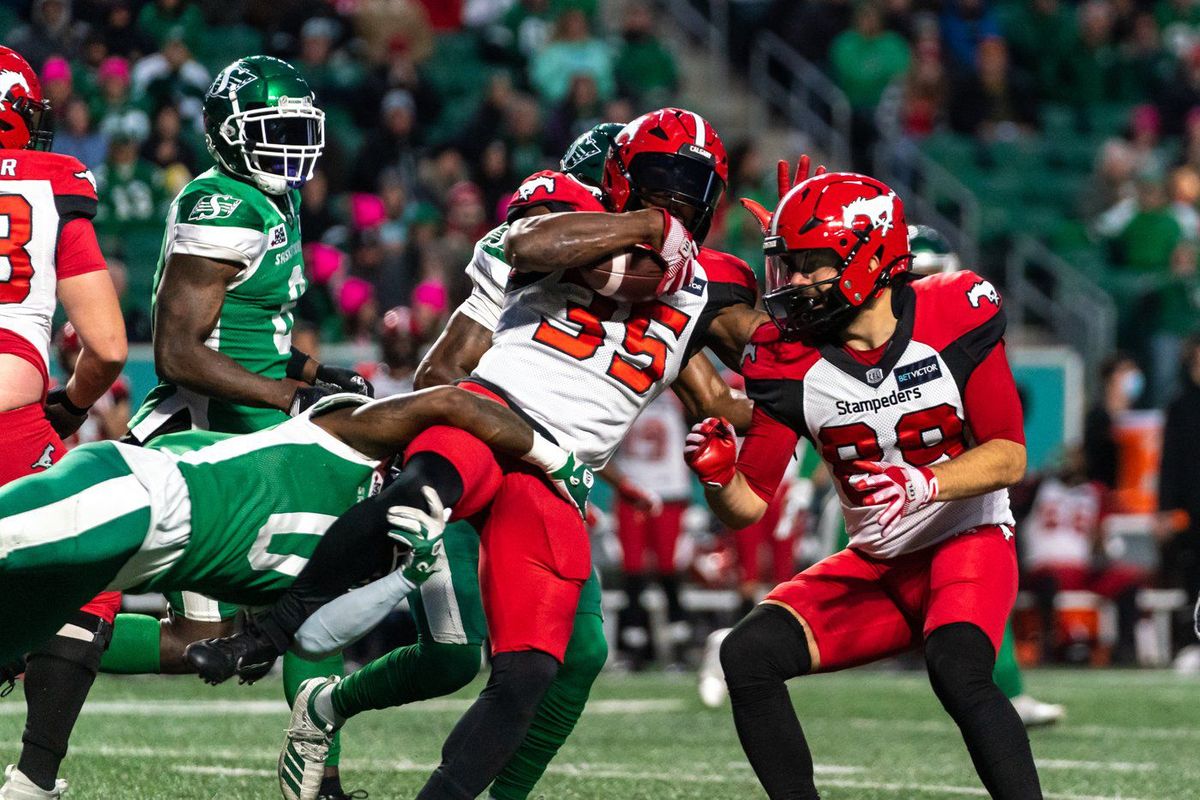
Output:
top-left (0, 150), bottom-right (105, 379)
top-left (128, 166), bottom-right (307, 438)
top-left (740, 271), bottom-right (1022, 558)
top-left (470, 171), bottom-right (757, 468)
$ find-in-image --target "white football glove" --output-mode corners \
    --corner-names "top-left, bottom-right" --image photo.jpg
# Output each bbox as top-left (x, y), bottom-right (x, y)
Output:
top-left (848, 460), bottom-right (938, 539)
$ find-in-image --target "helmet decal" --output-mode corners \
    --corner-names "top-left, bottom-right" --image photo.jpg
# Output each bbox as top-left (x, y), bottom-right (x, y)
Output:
top-left (0, 70), bottom-right (31, 99)
top-left (842, 193), bottom-right (896, 235)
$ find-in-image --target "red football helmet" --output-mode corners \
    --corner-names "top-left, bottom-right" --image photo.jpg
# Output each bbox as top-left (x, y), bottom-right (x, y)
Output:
top-left (762, 172), bottom-right (911, 339)
top-left (0, 46), bottom-right (52, 150)
top-left (602, 107), bottom-right (727, 244)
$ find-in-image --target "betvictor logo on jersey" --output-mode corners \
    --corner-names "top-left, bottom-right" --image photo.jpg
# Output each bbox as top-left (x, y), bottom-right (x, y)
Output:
top-left (895, 355), bottom-right (942, 389)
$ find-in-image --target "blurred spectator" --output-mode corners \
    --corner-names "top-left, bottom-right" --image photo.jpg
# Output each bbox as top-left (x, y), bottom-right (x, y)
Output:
top-left (611, 394), bottom-right (690, 670)
top-left (1022, 447), bottom-right (1145, 664)
top-left (99, 0), bottom-right (155, 61)
top-left (136, 0), bottom-right (204, 49)
top-left (475, 139), bottom-right (514, 221)
top-left (295, 17), bottom-right (364, 112)
top-left (940, 0), bottom-right (1002, 69)
top-left (353, 0), bottom-right (434, 65)
top-left (504, 93), bottom-right (551, 179)
top-left (369, 306), bottom-right (420, 397)
top-left (948, 37), bottom-right (1039, 140)
top-left (722, 140), bottom-right (773, 275)
top-left (1102, 174), bottom-right (1182, 271)
top-left (139, 103), bottom-right (197, 175)
top-left (1156, 0), bottom-right (1200, 60)
top-left (613, 1), bottom-right (678, 107)
top-left (1159, 336), bottom-right (1200, 620)
top-left (1167, 165), bottom-right (1200, 239)
top-left (300, 168), bottom-right (339, 243)
top-left (1143, 240), bottom-right (1200, 403)
top-left (130, 27), bottom-right (209, 131)
top-left (1157, 44), bottom-right (1200, 138)
top-left (53, 95), bottom-right (108, 169)
top-left (488, 0), bottom-right (556, 66)
top-left (528, 9), bottom-right (615, 104)
top-left (40, 55), bottom-right (74, 115)
top-left (1083, 140), bottom-right (1139, 222)
top-left (1118, 12), bottom-right (1175, 103)
top-left (1126, 104), bottom-right (1169, 178)
top-left (458, 72), bottom-right (517, 162)
top-left (829, 2), bottom-right (911, 113)
top-left (1084, 353), bottom-right (1144, 489)
top-left (94, 132), bottom-right (170, 236)
top-left (878, 29), bottom-right (948, 140)
top-left (94, 55), bottom-right (151, 145)
top-left (544, 73), bottom-right (604, 157)
top-left (351, 89), bottom-right (421, 193)
top-left (338, 274), bottom-right (379, 342)
top-left (765, 0), bottom-right (853, 65)
top-left (7, 0), bottom-right (91, 69)
top-left (411, 241), bottom-right (451, 335)
top-left (1001, 0), bottom-right (1075, 102)
top-left (1060, 0), bottom-right (1121, 111)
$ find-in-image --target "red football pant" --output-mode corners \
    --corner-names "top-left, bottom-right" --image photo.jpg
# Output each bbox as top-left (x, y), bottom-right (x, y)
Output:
top-left (764, 526), bottom-right (1017, 673)
top-left (616, 499), bottom-right (686, 574)
top-left (0, 402), bottom-right (122, 624)
top-left (735, 484), bottom-right (796, 586)
top-left (404, 383), bottom-right (589, 663)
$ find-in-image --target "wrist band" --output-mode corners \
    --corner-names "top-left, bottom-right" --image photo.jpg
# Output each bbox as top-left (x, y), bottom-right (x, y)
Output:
top-left (286, 347), bottom-right (310, 381)
top-left (49, 388), bottom-right (90, 416)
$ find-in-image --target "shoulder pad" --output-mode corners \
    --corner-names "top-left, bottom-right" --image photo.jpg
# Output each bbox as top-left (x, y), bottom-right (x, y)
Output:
top-left (910, 270), bottom-right (1005, 352)
top-left (507, 170), bottom-right (606, 220)
top-left (5, 151), bottom-right (99, 202)
top-left (741, 322), bottom-right (821, 382)
top-left (698, 247), bottom-right (758, 294)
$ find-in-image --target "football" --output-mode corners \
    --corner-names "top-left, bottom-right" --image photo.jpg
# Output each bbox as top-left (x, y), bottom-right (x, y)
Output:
top-left (578, 247), bottom-right (665, 303)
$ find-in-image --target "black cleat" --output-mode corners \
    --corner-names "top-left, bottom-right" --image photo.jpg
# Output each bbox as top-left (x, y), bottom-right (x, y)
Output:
top-left (185, 621), bottom-right (282, 685)
top-left (319, 792), bottom-right (368, 800)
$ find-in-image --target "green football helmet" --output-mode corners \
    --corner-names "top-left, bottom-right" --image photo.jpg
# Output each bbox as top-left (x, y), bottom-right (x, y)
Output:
top-left (203, 56), bottom-right (325, 195)
top-left (907, 224), bottom-right (961, 275)
top-left (560, 122), bottom-right (624, 187)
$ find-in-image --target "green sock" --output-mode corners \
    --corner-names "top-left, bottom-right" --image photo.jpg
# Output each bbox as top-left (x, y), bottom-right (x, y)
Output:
top-left (99, 614), bottom-right (161, 674)
top-left (992, 621), bottom-right (1024, 700)
top-left (489, 613), bottom-right (608, 800)
top-left (284, 651), bottom-right (345, 766)
top-left (331, 640), bottom-right (481, 720)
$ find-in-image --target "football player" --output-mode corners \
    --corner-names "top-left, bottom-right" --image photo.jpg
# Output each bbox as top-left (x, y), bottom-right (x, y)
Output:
top-left (685, 172), bottom-right (1042, 798)
top-left (94, 56), bottom-right (371, 799)
top-left (193, 108), bottom-right (764, 800)
top-left (0, 386), bottom-right (593, 669)
top-left (0, 46), bottom-right (128, 800)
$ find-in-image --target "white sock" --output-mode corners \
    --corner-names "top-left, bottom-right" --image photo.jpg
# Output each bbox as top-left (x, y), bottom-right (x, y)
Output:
top-left (312, 683), bottom-right (345, 728)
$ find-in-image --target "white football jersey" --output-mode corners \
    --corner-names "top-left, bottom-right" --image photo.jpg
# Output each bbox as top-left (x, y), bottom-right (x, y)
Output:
top-left (459, 222), bottom-right (509, 331)
top-left (1022, 477), bottom-right (1102, 568)
top-left (472, 247), bottom-right (756, 467)
top-left (0, 150), bottom-right (100, 373)
top-left (744, 271), bottom-right (1017, 559)
top-left (613, 393), bottom-right (692, 501)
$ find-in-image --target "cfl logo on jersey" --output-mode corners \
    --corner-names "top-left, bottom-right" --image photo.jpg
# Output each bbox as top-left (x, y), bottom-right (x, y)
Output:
top-left (967, 279), bottom-right (1000, 308)
top-left (895, 356), bottom-right (942, 389)
top-left (865, 367), bottom-right (884, 385)
top-left (517, 175), bottom-right (555, 201)
top-left (268, 224), bottom-right (287, 248)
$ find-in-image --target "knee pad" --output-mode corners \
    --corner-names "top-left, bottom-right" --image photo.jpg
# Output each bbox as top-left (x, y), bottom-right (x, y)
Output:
top-left (924, 622), bottom-right (996, 713)
top-left (29, 611), bottom-right (113, 672)
top-left (562, 616), bottom-right (608, 684)
top-left (720, 604), bottom-right (811, 689)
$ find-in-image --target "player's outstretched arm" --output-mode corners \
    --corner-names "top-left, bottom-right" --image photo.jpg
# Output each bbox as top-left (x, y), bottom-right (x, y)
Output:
top-left (928, 438), bottom-right (1026, 501)
top-left (504, 208), bottom-right (668, 272)
top-left (672, 353), bottom-right (754, 433)
top-left (154, 253), bottom-right (299, 412)
top-left (56, 270), bottom-right (127, 409)
top-left (414, 311), bottom-right (493, 389)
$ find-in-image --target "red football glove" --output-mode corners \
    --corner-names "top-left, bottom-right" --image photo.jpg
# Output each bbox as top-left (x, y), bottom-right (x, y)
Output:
top-left (654, 209), bottom-right (697, 295)
top-left (739, 154), bottom-right (828, 233)
top-left (684, 417), bottom-right (737, 488)
top-left (849, 460), bottom-right (939, 538)
top-left (617, 479), bottom-right (664, 515)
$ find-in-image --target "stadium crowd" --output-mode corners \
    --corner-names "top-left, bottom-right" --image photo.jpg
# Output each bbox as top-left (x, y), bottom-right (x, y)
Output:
top-left (4, 0), bottom-right (1199, 671)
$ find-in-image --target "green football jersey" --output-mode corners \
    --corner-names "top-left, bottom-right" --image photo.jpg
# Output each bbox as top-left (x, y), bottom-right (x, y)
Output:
top-left (128, 166), bottom-right (307, 439)
top-left (131, 398), bottom-right (382, 607)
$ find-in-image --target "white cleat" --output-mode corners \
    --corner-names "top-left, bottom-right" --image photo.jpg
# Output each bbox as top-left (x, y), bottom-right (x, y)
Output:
top-left (698, 627), bottom-right (731, 708)
top-left (278, 677), bottom-right (339, 800)
top-left (0, 766), bottom-right (67, 799)
top-left (1010, 694), bottom-right (1066, 728)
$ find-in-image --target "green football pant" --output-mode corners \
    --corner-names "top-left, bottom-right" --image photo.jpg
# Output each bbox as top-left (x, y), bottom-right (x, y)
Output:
top-left (0, 443), bottom-right (151, 664)
top-left (330, 522), bottom-right (607, 799)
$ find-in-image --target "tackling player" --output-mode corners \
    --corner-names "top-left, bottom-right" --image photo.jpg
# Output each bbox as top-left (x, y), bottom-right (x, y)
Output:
top-left (0, 46), bottom-right (128, 800)
top-left (685, 172), bottom-right (1042, 798)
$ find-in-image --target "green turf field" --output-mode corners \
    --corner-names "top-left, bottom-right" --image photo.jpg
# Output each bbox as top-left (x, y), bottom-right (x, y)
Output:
top-left (0, 668), bottom-right (1195, 799)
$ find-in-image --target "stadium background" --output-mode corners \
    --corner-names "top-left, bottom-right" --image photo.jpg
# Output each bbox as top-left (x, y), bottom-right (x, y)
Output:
top-left (2, 0), bottom-right (1200, 797)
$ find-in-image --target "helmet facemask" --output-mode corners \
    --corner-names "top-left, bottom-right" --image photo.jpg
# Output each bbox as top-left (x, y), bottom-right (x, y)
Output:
top-left (214, 96), bottom-right (324, 195)
top-left (619, 151), bottom-right (725, 244)
top-left (763, 243), bottom-right (859, 340)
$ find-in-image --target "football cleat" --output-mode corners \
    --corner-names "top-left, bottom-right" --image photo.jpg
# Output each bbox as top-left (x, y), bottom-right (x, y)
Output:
top-left (0, 765), bottom-right (68, 799)
top-left (697, 627), bottom-right (731, 708)
top-left (184, 617), bottom-right (282, 685)
top-left (279, 677), bottom-right (340, 800)
top-left (1010, 694), bottom-right (1066, 728)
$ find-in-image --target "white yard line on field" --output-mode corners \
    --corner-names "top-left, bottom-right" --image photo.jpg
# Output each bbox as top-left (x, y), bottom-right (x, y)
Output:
top-left (820, 779), bottom-right (1151, 800)
top-left (173, 766), bottom-right (274, 778)
top-left (1038, 759), bottom-right (1157, 772)
top-left (841, 716), bottom-right (1200, 740)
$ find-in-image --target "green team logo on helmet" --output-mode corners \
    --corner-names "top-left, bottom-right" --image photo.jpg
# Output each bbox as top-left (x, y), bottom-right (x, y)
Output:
top-left (907, 224), bottom-right (961, 275)
top-left (204, 56), bottom-right (325, 195)
top-left (560, 122), bottom-right (624, 187)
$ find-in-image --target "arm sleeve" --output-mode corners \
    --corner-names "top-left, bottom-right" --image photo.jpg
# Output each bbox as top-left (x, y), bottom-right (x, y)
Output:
top-left (962, 341), bottom-right (1025, 445)
top-left (736, 406), bottom-right (801, 503)
top-left (55, 217), bottom-right (107, 278)
top-left (292, 569), bottom-right (418, 659)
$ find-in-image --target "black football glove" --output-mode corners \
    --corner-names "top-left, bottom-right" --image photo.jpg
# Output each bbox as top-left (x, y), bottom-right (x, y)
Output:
top-left (288, 382), bottom-right (339, 416)
top-left (315, 364), bottom-right (374, 398)
top-left (44, 387), bottom-right (90, 438)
